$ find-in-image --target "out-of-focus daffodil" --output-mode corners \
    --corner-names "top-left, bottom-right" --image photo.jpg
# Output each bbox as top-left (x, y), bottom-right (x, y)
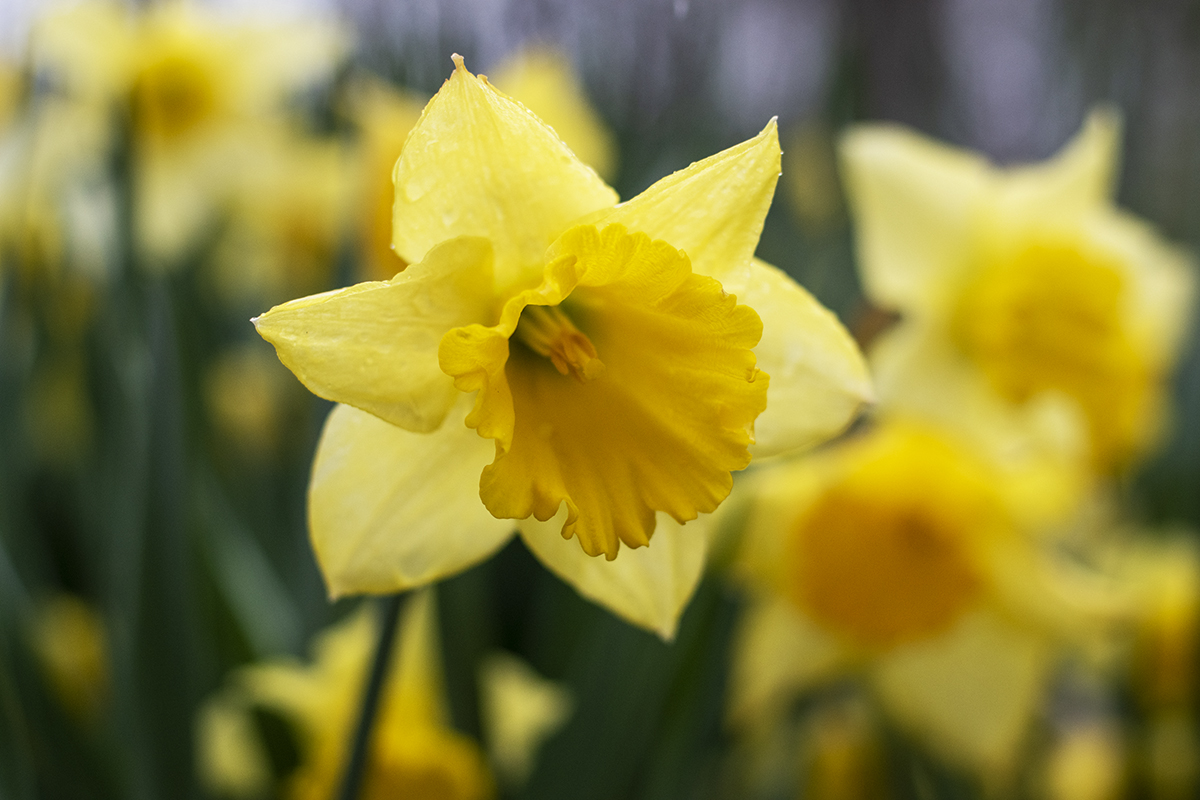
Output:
top-left (725, 420), bottom-right (1122, 781)
top-left (198, 591), bottom-right (493, 800)
top-left (255, 56), bottom-right (870, 638)
top-left (477, 651), bottom-right (573, 788)
top-left (31, 2), bottom-right (343, 268)
top-left (840, 110), bottom-right (1194, 472)
top-left (30, 594), bottom-right (110, 723)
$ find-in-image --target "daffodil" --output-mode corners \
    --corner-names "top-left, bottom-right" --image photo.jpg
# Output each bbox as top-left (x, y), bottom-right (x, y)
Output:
top-left (725, 420), bottom-right (1123, 781)
top-left (840, 110), bottom-right (1194, 472)
top-left (31, 1), bottom-right (344, 267)
top-left (255, 56), bottom-right (871, 638)
top-left (197, 591), bottom-right (493, 800)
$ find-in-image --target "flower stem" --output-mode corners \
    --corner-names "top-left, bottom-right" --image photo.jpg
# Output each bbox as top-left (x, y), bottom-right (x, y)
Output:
top-left (336, 592), bottom-right (406, 800)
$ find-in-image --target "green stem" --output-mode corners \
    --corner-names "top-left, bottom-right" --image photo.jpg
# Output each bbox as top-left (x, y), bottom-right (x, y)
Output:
top-left (336, 592), bottom-right (406, 800)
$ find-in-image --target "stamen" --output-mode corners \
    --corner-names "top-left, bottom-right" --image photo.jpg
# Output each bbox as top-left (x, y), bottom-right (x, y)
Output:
top-left (514, 304), bottom-right (605, 382)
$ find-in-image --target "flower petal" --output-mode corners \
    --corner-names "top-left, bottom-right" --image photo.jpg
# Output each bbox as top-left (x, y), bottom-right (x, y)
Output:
top-left (839, 124), bottom-right (988, 311)
top-left (726, 594), bottom-right (848, 730)
top-left (443, 224), bottom-right (768, 558)
top-left (255, 236), bottom-right (495, 433)
top-left (1087, 208), bottom-right (1195, 370)
top-left (392, 55), bottom-right (618, 292)
top-left (997, 108), bottom-right (1120, 220)
top-left (308, 401), bottom-right (515, 598)
top-left (518, 507), bottom-right (708, 640)
top-left (478, 651), bottom-right (574, 788)
top-left (597, 120), bottom-right (781, 286)
top-left (728, 259), bottom-right (872, 458)
top-left (490, 47), bottom-right (617, 182)
top-left (871, 610), bottom-right (1052, 778)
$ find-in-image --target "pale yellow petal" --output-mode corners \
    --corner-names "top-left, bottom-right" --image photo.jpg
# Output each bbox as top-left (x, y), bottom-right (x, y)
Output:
top-left (518, 508), bottom-right (709, 640)
top-left (478, 651), bottom-right (573, 787)
top-left (1085, 208), bottom-right (1195, 370)
top-left (490, 47), bottom-right (616, 182)
top-left (196, 692), bottom-right (272, 799)
top-left (392, 56), bottom-right (617, 291)
top-left (871, 610), bottom-right (1052, 778)
top-left (998, 108), bottom-right (1121, 220)
top-left (255, 236), bottom-right (495, 433)
top-left (727, 594), bottom-right (848, 730)
top-left (309, 401), bottom-right (515, 598)
top-left (839, 124), bottom-right (988, 311)
top-left (727, 259), bottom-right (872, 458)
top-left (596, 121), bottom-right (780, 286)
top-left (237, 608), bottom-right (375, 737)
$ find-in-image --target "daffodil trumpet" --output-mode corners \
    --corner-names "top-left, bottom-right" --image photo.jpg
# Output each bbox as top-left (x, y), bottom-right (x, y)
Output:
top-left (256, 55), bottom-right (871, 638)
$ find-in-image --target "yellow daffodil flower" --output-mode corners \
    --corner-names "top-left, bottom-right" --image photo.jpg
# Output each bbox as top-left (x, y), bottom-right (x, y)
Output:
top-left (840, 110), bottom-right (1194, 472)
top-left (31, 1), bottom-right (344, 267)
top-left (255, 57), bottom-right (871, 638)
top-left (725, 420), bottom-right (1123, 781)
top-left (198, 591), bottom-right (493, 800)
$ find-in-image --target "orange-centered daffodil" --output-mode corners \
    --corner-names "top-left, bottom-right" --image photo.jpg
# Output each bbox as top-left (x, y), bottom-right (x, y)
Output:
top-left (726, 419), bottom-right (1127, 779)
top-left (255, 57), bottom-right (871, 638)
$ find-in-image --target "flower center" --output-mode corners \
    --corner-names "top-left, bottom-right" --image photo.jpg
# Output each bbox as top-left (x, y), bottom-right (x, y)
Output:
top-left (786, 428), bottom-right (994, 648)
top-left (953, 243), bottom-right (1149, 467)
top-left (132, 53), bottom-right (217, 143)
top-left (512, 304), bottom-right (605, 383)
